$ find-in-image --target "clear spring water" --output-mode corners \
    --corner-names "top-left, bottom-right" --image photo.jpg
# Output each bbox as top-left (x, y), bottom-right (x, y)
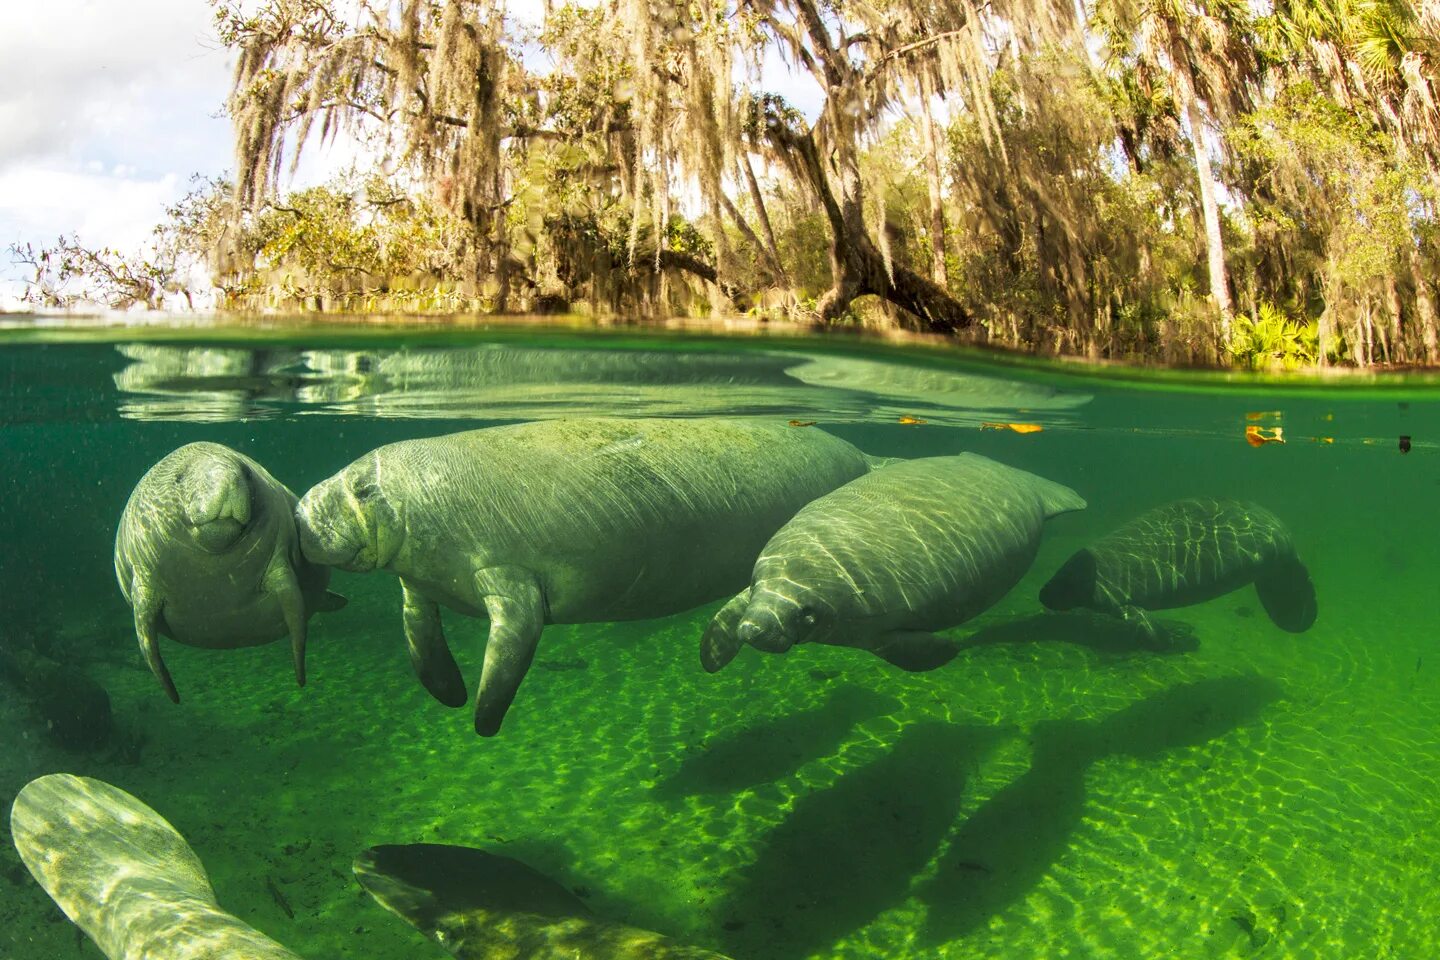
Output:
top-left (1, 325), bottom-right (1437, 959)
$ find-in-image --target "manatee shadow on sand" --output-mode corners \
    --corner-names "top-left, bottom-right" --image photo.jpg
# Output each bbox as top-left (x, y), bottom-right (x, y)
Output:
top-left (958, 610), bottom-right (1200, 657)
top-left (652, 686), bottom-right (899, 801)
top-left (916, 675), bottom-right (1283, 946)
top-left (714, 720), bottom-right (1007, 960)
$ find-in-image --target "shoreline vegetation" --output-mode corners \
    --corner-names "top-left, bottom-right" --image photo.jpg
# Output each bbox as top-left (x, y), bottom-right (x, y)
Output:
top-left (8, 0), bottom-right (1440, 371)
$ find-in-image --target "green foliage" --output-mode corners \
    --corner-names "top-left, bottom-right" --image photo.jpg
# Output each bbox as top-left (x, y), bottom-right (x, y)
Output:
top-left (1228, 302), bottom-right (1319, 369)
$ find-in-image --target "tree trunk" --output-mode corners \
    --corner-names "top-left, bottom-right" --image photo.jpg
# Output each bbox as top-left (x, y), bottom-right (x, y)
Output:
top-left (1408, 244), bottom-right (1439, 361)
top-left (1185, 96), bottom-right (1232, 342)
top-left (768, 118), bottom-right (974, 333)
top-left (919, 73), bottom-right (949, 287)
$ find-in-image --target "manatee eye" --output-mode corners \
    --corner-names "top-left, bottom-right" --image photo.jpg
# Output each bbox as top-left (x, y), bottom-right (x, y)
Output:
top-left (799, 607), bottom-right (818, 627)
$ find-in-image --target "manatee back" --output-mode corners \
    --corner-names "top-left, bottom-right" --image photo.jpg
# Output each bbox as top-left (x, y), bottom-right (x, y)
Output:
top-left (1088, 498), bottom-right (1302, 611)
top-left (369, 418), bottom-right (874, 620)
top-left (753, 454), bottom-right (1083, 625)
top-left (11, 774), bottom-right (302, 960)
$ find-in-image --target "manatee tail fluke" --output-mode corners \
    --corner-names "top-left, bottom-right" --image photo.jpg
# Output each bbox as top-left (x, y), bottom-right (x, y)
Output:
top-left (1039, 549), bottom-right (1098, 612)
top-left (10, 774), bottom-right (302, 960)
top-left (1030, 475), bottom-right (1087, 519)
top-left (700, 590), bottom-right (750, 673)
top-left (1255, 557), bottom-right (1317, 633)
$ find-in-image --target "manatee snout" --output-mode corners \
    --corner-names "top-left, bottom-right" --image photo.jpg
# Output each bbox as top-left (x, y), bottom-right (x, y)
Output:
top-left (737, 616), bottom-right (795, 654)
top-left (296, 474), bottom-right (377, 570)
top-left (737, 590), bottom-right (813, 653)
top-left (180, 454), bottom-right (253, 552)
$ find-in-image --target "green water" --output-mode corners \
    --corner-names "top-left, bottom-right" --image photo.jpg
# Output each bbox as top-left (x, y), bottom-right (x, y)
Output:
top-left (2, 327), bottom-right (1437, 959)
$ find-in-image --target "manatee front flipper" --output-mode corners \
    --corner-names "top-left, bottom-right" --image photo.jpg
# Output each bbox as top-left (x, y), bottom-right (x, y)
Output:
top-left (473, 567), bottom-right (545, 737)
top-left (265, 554), bottom-right (310, 688)
top-left (130, 579), bottom-right (179, 703)
top-left (402, 578), bottom-right (467, 708)
top-left (1255, 557), bottom-right (1317, 633)
top-left (865, 630), bottom-right (961, 672)
top-left (700, 590), bottom-right (750, 673)
top-left (11, 774), bottom-right (302, 960)
top-left (316, 590), bottom-right (348, 613)
top-left (1116, 604), bottom-right (1163, 647)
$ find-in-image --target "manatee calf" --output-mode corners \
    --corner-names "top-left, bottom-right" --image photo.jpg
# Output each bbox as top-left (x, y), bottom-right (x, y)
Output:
top-left (295, 418), bottom-right (876, 735)
top-left (1039, 498), bottom-right (1317, 637)
top-left (700, 454), bottom-right (1087, 672)
top-left (115, 442), bottom-right (345, 702)
top-left (355, 843), bottom-right (734, 959)
top-left (10, 773), bottom-right (302, 960)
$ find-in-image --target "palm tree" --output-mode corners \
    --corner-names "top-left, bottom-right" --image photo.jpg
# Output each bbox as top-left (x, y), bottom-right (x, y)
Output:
top-left (1090, 0), bottom-right (1262, 344)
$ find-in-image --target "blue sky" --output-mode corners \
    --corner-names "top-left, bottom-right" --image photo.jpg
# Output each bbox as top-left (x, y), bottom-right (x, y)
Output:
top-left (0, 0), bottom-right (823, 308)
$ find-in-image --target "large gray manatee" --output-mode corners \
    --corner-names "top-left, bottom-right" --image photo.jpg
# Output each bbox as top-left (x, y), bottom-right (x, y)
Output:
top-left (115, 442), bottom-right (344, 703)
top-left (295, 418), bottom-right (877, 735)
top-left (700, 454), bottom-right (1087, 672)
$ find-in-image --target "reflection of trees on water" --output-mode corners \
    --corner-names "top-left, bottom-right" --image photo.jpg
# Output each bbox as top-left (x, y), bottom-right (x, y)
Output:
top-left (112, 344), bottom-right (1092, 425)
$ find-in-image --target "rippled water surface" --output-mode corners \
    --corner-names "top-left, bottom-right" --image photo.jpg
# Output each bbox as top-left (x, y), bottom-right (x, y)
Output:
top-left (2, 326), bottom-right (1438, 959)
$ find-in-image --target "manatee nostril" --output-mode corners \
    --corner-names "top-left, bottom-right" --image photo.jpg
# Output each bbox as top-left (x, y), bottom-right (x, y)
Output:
top-left (737, 619), bottom-right (764, 645)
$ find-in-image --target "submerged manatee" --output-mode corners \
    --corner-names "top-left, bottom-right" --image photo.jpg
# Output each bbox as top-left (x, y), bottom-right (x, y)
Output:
top-left (11, 775), bottom-right (733, 960)
top-left (700, 454), bottom-right (1087, 672)
top-left (355, 843), bottom-right (734, 959)
top-left (10, 774), bottom-right (302, 960)
top-left (295, 418), bottom-right (876, 735)
top-left (1039, 497), bottom-right (1317, 636)
top-left (115, 443), bottom-right (345, 702)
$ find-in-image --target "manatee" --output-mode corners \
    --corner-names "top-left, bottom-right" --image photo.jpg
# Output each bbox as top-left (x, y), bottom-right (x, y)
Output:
top-left (1039, 497), bottom-right (1317, 637)
top-left (295, 418), bottom-right (877, 735)
top-left (355, 843), bottom-right (735, 959)
top-left (114, 442), bottom-right (345, 703)
top-left (10, 773), bottom-right (302, 960)
top-left (700, 454), bottom-right (1087, 672)
top-left (10, 774), bottom-right (736, 960)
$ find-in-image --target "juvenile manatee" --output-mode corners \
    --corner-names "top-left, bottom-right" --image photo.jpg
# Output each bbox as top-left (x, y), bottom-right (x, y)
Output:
top-left (295, 418), bottom-right (876, 735)
top-left (700, 454), bottom-right (1087, 672)
top-left (1039, 497), bottom-right (1317, 637)
top-left (10, 773), bottom-right (302, 960)
top-left (355, 843), bottom-right (735, 959)
top-left (115, 442), bottom-right (344, 702)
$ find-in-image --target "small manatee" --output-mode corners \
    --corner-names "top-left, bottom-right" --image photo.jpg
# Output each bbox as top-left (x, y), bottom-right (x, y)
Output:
top-left (1040, 498), bottom-right (1317, 638)
top-left (114, 442), bottom-right (345, 702)
top-left (701, 454), bottom-right (1086, 672)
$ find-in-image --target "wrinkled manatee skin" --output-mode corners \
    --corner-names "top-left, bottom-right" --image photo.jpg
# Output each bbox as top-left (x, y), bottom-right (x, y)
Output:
top-left (703, 453), bottom-right (1087, 671)
top-left (296, 418), bottom-right (876, 734)
top-left (114, 442), bottom-right (336, 701)
top-left (10, 774), bottom-right (301, 960)
top-left (1040, 498), bottom-right (1317, 632)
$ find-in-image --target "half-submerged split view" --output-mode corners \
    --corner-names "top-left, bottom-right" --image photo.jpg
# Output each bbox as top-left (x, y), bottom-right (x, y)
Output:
top-left (1, 331), bottom-right (1437, 960)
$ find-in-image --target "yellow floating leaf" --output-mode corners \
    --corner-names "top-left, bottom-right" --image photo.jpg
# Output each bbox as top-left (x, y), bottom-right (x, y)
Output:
top-left (981, 422), bottom-right (1044, 434)
top-left (1245, 425), bottom-right (1285, 447)
top-left (898, 415), bottom-right (927, 425)
top-left (787, 419), bottom-right (818, 428)
top-left (1245, 410), bottom-right (1283, 421)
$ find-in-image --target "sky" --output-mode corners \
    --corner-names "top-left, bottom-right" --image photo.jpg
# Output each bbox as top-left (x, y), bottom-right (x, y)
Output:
top-left (0, 0), bottom-right (821, 308)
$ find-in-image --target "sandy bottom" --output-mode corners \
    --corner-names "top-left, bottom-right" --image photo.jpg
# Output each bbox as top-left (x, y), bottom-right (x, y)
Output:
top-left (4, 531), bottom-right (1440, 960)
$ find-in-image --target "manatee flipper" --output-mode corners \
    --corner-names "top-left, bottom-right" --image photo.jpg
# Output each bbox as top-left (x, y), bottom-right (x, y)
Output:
top-left (1116, 604), bottom-right (1163, 646)
top-left (402, 578), bottom-right (467, 708)
top-left (130, 579), bottom-right (178, 704)
top-left (1254, 557), bottom-right (1317, 633)
top-left (866, 630), bottom-right (961, 672)
top-left (265, 555), bottom-right (309, 688)
top-left (317, 590), bottom-right (348, 613)
top-left (11, 774), bottom-right (302, 960)
top-left (700, 590), bottom-right (750, 673)
top-left (473, 567), bottom-right (545, 737)
top-left (1026, 473), bottom-right (1087, 518)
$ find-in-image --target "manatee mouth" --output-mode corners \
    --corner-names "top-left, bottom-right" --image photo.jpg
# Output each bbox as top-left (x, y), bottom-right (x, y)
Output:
top-left (190, 516), bottom-right (245, 552)
top-left (737, 616), bottom-right (794, 654)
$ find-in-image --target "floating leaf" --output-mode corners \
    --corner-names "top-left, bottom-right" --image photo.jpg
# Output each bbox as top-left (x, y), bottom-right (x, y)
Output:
top-left (1245, 425), bottom-right (1285, 446)
top-left (787, 419), bottom-right (818, 428)
top-left (981, 422), bottom-right (1043, 434)
top-left (898, 415), bottom-right (927, 425)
